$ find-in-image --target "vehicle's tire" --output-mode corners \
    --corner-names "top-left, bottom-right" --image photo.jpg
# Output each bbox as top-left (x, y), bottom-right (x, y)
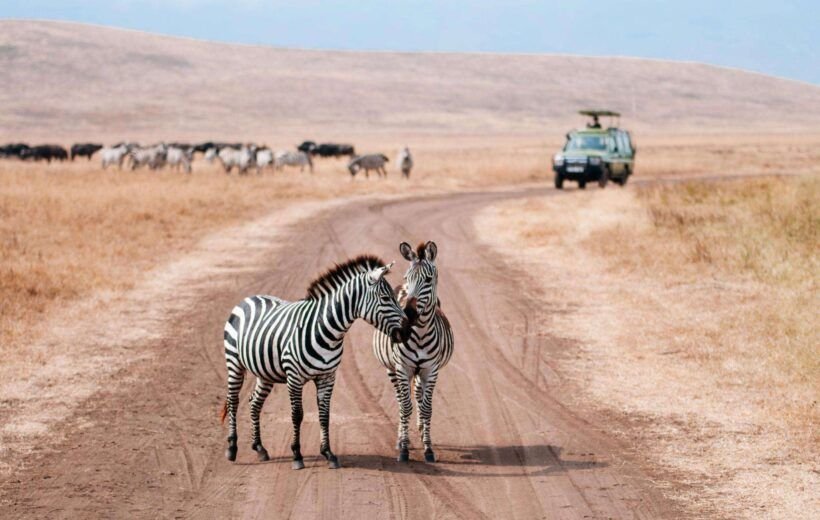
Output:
top-left (578, 180), bottom-right (586, 189)
top-left (554, 173), bottom-right (564, 190)
top-left (621, 174), bottom-right (629, 186)
top-left (598, 167), bottom-right (609, 188)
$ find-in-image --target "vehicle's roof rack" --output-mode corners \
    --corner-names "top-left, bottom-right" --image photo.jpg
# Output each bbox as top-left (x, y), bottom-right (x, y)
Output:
top-left (579, 109), bottom-right (621, 117)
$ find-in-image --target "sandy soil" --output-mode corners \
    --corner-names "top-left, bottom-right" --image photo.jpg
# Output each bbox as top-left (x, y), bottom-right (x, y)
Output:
top-left (476, 180), bottom-right (819, 519)
top-left (0, 186), bottom-right (678, 519)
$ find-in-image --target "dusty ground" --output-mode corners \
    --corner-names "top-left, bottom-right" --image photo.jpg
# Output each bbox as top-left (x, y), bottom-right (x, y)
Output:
top-left (476, 176), bottom-right (818, 519)
top-left (0, 185), bottom-right (687, 519)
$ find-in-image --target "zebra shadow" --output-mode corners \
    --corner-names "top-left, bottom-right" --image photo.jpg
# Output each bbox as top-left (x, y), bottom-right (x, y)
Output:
top-left (245, 444), bottom-right (604, 477)
top-left (235, 445), bottom-right (606, 477)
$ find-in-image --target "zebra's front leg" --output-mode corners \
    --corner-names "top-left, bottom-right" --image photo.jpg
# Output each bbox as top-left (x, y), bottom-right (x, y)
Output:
top-left (315, 374), bottom-right (340, 469)
top-left (394, 368), bottom-right (414, 462)
top-left (414, 375), bottom-right (424, 434)
top-left (287, 376), bottom-right (306, 470)
top-left (418, 369), bottom-right (439, 463)
top-left (249, 378), bottom-right (274, 462)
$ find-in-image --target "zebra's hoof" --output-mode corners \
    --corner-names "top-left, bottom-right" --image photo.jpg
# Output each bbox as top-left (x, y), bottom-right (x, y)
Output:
top-left (292, 459), bottom-right (305, 470)
top-left (327, 456), bottom-right (340, 469)
top-left (398, 449), bottom-right (410, 463)
top-left (225, 446), bottom-right (237, 462)
top-left (254, 446), bottom-right (270, 462)
top-left (424, 450), bottom-right (436, 463)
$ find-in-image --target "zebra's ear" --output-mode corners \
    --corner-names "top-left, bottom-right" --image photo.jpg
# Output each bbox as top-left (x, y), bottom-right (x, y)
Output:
top-left (399, 242), bottom-right (417, 262)
top-left (368, 264), bottom-right (391, 283)
top-left (425, 241), bottom-right (438, 263)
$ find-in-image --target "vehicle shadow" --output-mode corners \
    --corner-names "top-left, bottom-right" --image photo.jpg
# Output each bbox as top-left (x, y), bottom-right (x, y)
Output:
top-left (238, 444), bottom-right (606, 477)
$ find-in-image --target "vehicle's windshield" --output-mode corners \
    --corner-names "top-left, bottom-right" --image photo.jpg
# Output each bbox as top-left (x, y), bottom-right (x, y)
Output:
top-left (565, 134), bottom-right (607, 151)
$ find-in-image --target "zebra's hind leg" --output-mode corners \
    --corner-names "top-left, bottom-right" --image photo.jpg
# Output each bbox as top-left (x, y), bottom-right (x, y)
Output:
top-left (315, 374), bottom-right (340, 469)
top-left (249, 378), bottom-right (274, 462)
top-left (394, 369), bottom-right (414, 462)
top-left (287, 376), bottom-right (306, 470)
top-left (418, 369), bottom-right (439, 463)
top-left (224, 366), bottom-right (245, 462)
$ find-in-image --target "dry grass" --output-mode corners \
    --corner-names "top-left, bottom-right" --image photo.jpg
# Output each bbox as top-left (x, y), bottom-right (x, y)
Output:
top-left (0, 137), bottom-right (545, 349)
top-left (477, 175), bottom-right (819, 518)
top-left (3, 133), bottom-right (817, 353)
top-left (587, 177), bottom-right (819, 419)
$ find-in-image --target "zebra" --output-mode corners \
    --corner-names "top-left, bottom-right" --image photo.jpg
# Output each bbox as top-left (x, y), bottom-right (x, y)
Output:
top-left (221, 255), bottom-right (412, 469)
top-left (373, 241), bottom-right (453, 463)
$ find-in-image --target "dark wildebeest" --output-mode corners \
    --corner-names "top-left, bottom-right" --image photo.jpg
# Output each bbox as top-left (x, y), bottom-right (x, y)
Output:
top-left (0, 143), bottom-right (31, 159)
top-left (70, 143), bottom-right (103, 161)
top-left (25, 145), bottom-right (68, 162)
top-left (297, 141), bottom-right (317, 154)
top-left (313, 143), bottom-right (356, 158)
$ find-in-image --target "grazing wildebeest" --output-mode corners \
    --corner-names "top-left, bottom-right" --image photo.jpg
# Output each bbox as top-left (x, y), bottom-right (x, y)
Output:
top-left (25, 144), bottom-right (68, 162)
top-left (274, 150), bottom-right (313, 173)
top-left (193, 142), bottom-right (214, 155)
top-left (297, 141), bottom-right (317, 154)
top-left (70, 143), bottom-right (103, 161)
top-left (255, 148), bottom-right (274, 174)
top-left (313, 143), bottom-right (355, 158)
top-left (0, 143), bottom-right (31, 159)
top-left (166, 146), bottom-right (193, 173)
top-left (217, 145), bottom-right (256, 174)
top-left (101, 144), bottom-right (131, 170)
top-left (348, 154), bottom-right (389, 178)
top-left (129, 143), bottom-right (168, 170)
top-left (396, 146), bottom-right (413, 178)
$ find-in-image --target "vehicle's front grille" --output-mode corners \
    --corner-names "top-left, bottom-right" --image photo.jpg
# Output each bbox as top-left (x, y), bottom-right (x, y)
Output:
top-left (565, 157), bottom-right (587, 164)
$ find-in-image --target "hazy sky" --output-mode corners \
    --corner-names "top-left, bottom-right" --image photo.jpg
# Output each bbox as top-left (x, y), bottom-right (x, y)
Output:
top-left (3, 0), bottom-right (818, 84)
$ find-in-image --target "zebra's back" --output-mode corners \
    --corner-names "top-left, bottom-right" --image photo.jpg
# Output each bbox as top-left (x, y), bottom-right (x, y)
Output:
top-left (224, 295), bottom-right (297, 383)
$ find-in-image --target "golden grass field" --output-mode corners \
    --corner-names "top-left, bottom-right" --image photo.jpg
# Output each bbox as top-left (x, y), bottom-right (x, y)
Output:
top-left (478, 175), bottom-right (819, 518)
top-left (4, 134), bottom-right (819, 352)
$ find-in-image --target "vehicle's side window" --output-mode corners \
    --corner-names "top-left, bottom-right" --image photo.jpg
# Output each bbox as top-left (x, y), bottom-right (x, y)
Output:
top-left (619, 131), bottom-right (632, 155)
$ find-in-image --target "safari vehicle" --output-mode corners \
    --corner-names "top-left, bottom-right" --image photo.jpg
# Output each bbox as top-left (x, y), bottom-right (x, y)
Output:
top-left (552, 110), bottom-right (635, 189)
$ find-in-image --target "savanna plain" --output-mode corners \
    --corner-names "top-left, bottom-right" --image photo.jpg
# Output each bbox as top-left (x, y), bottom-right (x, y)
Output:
top-left (1, 19), bottom-right (819, 520)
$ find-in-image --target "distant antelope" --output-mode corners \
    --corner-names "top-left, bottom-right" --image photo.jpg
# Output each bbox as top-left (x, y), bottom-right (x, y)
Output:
top-left (396, 146), bottom-right (413, 178)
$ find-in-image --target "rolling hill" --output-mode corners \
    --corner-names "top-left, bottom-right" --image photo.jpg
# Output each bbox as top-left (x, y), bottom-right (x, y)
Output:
top-left (1, 20), bottom-right (819, 142)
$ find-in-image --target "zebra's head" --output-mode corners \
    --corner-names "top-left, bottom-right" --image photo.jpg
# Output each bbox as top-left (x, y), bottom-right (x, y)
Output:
top-left (362, 262), bottom-right (412, 343)
top-left (399, 241), bottom-right (438, 325)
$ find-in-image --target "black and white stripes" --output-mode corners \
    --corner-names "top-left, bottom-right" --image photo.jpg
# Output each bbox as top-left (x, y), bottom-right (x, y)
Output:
top-left (221, 255), bottom-right (409, 469)
top-left (373, 241), bottom-right (454, 463)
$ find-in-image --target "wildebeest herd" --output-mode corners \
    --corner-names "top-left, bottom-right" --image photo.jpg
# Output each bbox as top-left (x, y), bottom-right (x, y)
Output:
top-left (0, 140), bottom-right (414, 178)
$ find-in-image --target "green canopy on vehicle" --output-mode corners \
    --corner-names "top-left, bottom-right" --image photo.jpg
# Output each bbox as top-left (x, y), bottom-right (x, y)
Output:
top-left (579, 110), bottom-right (621, 117)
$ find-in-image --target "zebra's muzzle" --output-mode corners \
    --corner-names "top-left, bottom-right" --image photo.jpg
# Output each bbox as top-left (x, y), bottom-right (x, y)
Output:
top-left (403, 297), bottom-right (419, 326)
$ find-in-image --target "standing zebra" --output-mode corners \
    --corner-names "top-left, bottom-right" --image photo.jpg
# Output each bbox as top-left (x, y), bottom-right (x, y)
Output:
top-left (373, 241), bottom-right (454, 463)
top-left (221, 255), bottom-right (411, 469)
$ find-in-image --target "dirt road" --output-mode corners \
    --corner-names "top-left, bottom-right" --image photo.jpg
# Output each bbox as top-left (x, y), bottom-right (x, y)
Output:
top-left (1, 187), bottom-right (677, 518)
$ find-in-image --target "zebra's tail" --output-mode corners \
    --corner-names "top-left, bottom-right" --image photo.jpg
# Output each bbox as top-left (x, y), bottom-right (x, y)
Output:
top-left (220, 400), bottom-right (228, 425)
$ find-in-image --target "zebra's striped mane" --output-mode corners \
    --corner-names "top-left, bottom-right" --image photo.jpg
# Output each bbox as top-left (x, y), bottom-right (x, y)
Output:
top-left (306, 254), bottom-right (386, 299)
